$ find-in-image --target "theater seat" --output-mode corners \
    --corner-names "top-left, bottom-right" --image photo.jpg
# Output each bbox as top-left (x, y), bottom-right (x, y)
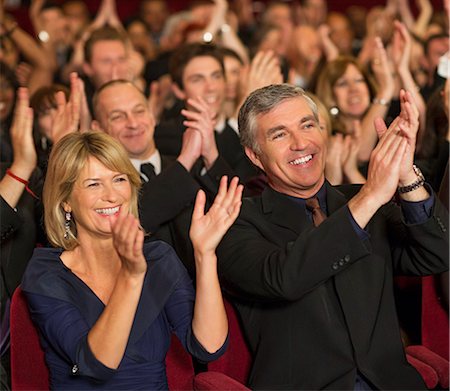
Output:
top-left (10, 287), bottom-right (49, 390)
top-left (406, 275), bottom-right (449, 389)
top-left (194, 299), bottom-right (252, 390)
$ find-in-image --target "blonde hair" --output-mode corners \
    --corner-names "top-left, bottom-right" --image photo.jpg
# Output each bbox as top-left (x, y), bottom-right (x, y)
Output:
top-left (306, 92), bottom-right (332, 135)
top-left (43, 131), bottom-right (141, 250)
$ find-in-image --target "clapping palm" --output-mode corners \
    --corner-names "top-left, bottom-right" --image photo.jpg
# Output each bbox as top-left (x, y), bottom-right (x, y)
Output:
top-left (190, 176), bottom-right (243, 256)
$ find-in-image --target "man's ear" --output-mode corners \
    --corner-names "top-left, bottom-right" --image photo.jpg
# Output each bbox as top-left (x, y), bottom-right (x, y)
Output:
top-left (90, 120), bottom-right (104, 132)
top-left (245, 146), bottom-right (264, 172)
top-left (171, 83), bottom-right (186, 101)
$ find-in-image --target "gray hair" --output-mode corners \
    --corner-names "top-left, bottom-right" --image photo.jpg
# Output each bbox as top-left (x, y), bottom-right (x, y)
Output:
top-left (238, 84), bottom-right (319, 153)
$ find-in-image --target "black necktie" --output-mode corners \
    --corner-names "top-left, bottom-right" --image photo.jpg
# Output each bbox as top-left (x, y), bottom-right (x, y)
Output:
top-left (140, 163), bottom-right (156, 182)
top-left (305, 197), bottom-right (327, 226)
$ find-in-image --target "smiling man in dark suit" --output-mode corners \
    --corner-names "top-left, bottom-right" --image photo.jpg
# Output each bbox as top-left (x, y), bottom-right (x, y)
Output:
top-left (91, 79), bottom-right (233, 234)
top-left (216, 84), bottom-right (449, 390)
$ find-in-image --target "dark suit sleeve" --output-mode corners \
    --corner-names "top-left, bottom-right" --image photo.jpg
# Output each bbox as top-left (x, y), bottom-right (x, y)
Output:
top-left (217, 204), bottom-right (372, 301)
top-left (217, 198), bottom-right (449, 302)
top-left (192, 156), bottom-right (236, 199)
top-left (139, 161), bottom-right (200, 233)
top-left (383, 195), bottom-right (449, 276)
top-left (0, 197), bottom-right (23, 242)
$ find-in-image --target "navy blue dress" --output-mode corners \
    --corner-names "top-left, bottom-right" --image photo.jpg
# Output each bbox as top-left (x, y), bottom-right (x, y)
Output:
top-left (21, 241), bottom-right (227, 390)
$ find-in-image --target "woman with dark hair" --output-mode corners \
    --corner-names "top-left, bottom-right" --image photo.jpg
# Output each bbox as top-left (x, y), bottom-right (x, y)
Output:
top-left (314, 37), bottom-right (397, 171)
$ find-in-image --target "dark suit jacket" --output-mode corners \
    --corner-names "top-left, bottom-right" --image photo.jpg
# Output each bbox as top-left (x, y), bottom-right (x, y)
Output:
top-left (216, 182), bottom-right (449, 390)
top-left (139, 153), bottom-right (234, 234)
top-left (139, 155), bottom-right (199, 234)
top-left (0, 164), bottom-right (44, 315)
top-left (155, 115), bottom-right (258, 183)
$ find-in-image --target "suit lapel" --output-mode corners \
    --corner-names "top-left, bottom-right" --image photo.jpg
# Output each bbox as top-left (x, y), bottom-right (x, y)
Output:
top-left (325, 182), bottom-right (350, 215)
top-left (261, 187), bottom-right (312, 235)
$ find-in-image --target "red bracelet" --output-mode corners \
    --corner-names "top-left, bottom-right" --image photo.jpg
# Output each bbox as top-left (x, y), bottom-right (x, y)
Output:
top-left (6, 169), bottom-right (39, 199)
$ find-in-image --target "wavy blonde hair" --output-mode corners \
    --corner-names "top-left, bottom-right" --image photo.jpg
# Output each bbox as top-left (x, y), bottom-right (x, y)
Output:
top-left (43, 131), bottom-right (141, 250)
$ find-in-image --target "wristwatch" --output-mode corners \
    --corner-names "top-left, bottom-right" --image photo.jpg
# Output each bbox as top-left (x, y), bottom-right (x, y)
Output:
top-left (398, 165), bottom-right (425, 194)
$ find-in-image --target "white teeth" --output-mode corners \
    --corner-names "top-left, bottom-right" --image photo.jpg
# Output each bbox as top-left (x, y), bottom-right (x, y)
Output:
top-left (96, 206), bottom-right (120, 215)
top-left (205, 96), bottom-right (217, 104)
top-left (289, 155), bottom-right (313, 165)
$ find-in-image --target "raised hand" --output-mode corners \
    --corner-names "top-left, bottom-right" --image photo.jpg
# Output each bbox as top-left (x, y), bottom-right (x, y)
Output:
top-left (50, 72), bottom-right (81, 143)
top-left (318, 24), bottom-right (339, 61)
top-left (342, 121), bottom-right (366, 184)
top-left (148, 76), bottom-right (172, 123)
top-left (177, 127), bottom-right (202, 171)
top-left (78, 78), bottom-right (92, 132)
top-left (110, 208), bottom-right (147, 276)
top-left (235, 50), bottom-right (283, 119)
top-left (325, 133), bottom-right (345, 185)
top-left (391, 21), bottom-right (411, 72)
top-left (9, 88), bottom-right (36, 177)
top-left (182, 97), bottom-right (218, 169)
top-left (371, 37), bottom-right (394, 102)
top-left (190, 176), bottom-right (243, 258)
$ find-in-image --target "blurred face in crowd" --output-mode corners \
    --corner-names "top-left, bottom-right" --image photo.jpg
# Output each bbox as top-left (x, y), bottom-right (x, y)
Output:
top-left (37, 108), bottom-right (57, 140)
top-left (246, 97), bottom-right (327, 199)
top-left (302, 0), bottom-right (327, 27)
top-left (263, 3), bottom-right (293, 56)
top-left (40, 7), bottom-right (71, 45)
top-left (332, 64), bottom-right (370, 119)
top-left (140, 0), bottom-right (169, 33)
top-left (327, 12), bottom-right (354, 55)
top-left (258, 27), bottom-right (283, 55)
top-left (224, 55), bottom-right (242, 101)
top-left (0, 37), bottom-right (19, 69)
top-left (94, 83), bottom-right (156, 160)
top-left (290, 25), bottom-right (322, 75)
top-left (178, 55), bottom-right (226, 116)
top-left (264, 3), bottom-right (293, 27)
top-left (0, 74), bottom-right (14, 121)
top-left (426, 36), bottom-right (449, 71)
top-left (62, 1), bottom-right (90, 39)
top-left (83, 40), bottom-right (129, 89)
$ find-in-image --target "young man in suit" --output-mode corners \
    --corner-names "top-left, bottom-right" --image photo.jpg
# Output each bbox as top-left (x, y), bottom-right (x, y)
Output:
top-left (155, 43), bottom-right (258, 186)
top-left (216, 84), bottom-right (449, 390)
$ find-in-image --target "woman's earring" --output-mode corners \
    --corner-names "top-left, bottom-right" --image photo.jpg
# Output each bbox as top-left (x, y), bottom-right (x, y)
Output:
top-left (330, 106), bottom-right (339, 116)
top-left (64, 212), bottom-right (71, 239)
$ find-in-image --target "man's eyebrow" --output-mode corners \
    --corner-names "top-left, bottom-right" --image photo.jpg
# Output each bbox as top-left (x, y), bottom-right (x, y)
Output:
top-left (266, 125), bottom-right (286, 137)
top-left (108, 103), bottom-right (146, 115)
top-left (186, 73), bottom-right (205, 80)
top-left (300, 115), bottom-right (317, 124)
top-left (265, 115), bottom-right (317, 136)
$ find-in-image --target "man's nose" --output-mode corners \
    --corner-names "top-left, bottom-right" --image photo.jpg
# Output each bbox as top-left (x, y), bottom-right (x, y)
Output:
top-left (290, 132), bottom-right (308, 150)
top-left (126, 113), bottom-right (138, 128)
